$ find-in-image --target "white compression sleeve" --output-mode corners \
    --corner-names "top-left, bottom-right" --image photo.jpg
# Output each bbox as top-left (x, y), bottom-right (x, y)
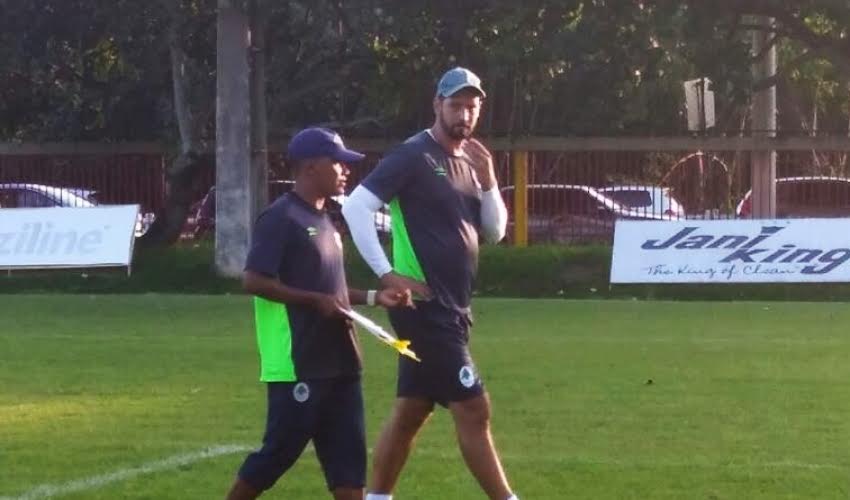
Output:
top-left (480, 186), bottom-right (508, 243)
top-left (342, 185), bottom-right (393, 277)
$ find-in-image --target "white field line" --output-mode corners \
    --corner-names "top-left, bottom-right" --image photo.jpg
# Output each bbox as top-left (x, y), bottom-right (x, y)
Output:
top-left (3, 444), bottom-right (846, 499)
top-left (0, 444), bottom-right (252, 500)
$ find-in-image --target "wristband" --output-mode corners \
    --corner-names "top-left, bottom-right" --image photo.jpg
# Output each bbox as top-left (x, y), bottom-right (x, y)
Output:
top-left (366, 290), bottom-right (377, 306)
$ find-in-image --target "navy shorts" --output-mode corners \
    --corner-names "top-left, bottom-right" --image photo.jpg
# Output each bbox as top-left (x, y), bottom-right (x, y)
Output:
top-left (389, 303), bottom-right (484, 407)
top-left (237, 376), bottom-right (366, 492)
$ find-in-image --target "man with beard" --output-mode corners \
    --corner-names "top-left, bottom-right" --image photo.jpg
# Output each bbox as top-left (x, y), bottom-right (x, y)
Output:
top-left (342, 68), bottom-right (518, 500)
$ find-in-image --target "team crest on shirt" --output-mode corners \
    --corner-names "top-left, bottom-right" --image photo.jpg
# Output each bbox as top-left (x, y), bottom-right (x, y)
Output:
top-left (293, 382), bottom-right (310, 402)
top-left (459, 365), bottom-right (476, 388)
top-left (424, 153), bottom-right (448, 176)
top-left (306, 226), bottom-right (318, 237)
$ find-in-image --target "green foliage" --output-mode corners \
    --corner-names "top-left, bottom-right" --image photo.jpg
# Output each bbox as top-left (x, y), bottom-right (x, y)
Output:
top-left (8, 242), bottom-right (850, 302)
top-left (0, 1), bottom-right (166, 140)
top-left (0, 0), bottom-right (214, 142)
top-left (0, 1), bottom-right (847, 140)
top-left (0, 242), bottom-right (239, 294)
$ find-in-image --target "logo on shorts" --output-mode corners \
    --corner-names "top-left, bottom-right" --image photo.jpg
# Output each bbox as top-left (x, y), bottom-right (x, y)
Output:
top-left (293, 382), bottom-right (310, 402)
top-left (459, 365), bottom-right (476, 388)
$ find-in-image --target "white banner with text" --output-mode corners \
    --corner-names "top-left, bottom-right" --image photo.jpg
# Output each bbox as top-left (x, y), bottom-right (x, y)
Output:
top-left (0, 205), bottom-right (138, 269)
top-left (611, 219), bottom-right (850, 283)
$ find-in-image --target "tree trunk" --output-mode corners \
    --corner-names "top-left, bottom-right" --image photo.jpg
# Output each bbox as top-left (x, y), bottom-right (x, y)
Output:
top-left (138, 13), bottom-right (205, 247)
top-left (137, 151), bottom-right (205, 246)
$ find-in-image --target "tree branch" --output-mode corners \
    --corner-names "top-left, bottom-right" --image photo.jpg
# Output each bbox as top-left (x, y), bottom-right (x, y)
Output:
top-left (752, 48), bottom-right (823, 92)
top-left (710, 0), bottom-right (850, 79)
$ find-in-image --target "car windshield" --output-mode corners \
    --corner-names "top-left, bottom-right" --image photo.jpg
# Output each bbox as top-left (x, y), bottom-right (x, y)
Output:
top-left (47, 188), bottom-right (95, 207)
top-left (604, 190), bottom-right (653, 207)
top-left (0, 185), bottom-right (95, 208)
top-left (67, 188), bottom-right (99, 204)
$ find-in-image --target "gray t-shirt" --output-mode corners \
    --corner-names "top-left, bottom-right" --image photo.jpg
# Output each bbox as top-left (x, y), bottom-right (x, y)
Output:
top-left (245, 192), bottom-right (361, 381)
top-left (362, 131), bottom-right (482, 316)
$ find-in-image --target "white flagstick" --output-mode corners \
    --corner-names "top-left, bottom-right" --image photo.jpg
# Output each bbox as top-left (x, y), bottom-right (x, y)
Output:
top-left (342, 309), bottom-right (421, 362)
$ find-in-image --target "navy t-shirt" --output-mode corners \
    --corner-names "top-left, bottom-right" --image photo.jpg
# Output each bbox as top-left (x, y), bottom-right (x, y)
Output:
top-left (362, 131), bottom-right (482, 316)
top-left (245, 192), bottom-right (361, 381)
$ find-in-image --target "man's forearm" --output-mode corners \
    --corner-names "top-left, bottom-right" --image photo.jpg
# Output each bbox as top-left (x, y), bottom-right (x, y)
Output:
top-left (342, 186), bottom-right (394, 277)
top-left (480, 186), bottom-right (508, 243)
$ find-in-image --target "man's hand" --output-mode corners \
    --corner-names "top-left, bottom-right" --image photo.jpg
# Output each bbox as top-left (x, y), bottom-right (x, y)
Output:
top-left (380, 272), bottom-right (433, 301)
top-left (375, 288), bottom-right (413, 308)
top-left (312, 293), bottom-right (347, 317)
top-left (463, 138), bottom-right (496, 191)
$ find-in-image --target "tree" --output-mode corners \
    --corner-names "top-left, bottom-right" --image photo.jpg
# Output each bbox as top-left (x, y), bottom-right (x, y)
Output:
top-left (139, 0), bottom-right (218, 246)
top-left (3, 0), bottom-right (850, 245)
top-left (0, 0), bottom-right (171, 140)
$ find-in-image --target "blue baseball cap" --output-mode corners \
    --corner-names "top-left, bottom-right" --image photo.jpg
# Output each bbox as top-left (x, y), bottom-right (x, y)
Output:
top-left (436, 67), bottom-right (486, 98)
top-left (287, 127), bottom-right (365, 163)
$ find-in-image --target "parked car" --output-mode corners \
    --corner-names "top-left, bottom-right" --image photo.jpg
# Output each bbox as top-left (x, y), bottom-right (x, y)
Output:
top-left (0, 183), bottom-right (96, 209)
top-left (736, 176), bottom-right (850, 218)
top-left (596, 185), bottom-right (685, 219)
top-left (0, 183), bottom-right (155, 236)
top-left (500, 184), bottom-right (677, 244)
top-left (188, 181), bottom-right (392, 239)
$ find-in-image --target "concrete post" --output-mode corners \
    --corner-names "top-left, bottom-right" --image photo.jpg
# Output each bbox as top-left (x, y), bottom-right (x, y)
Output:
top-left (215, 0), bottom-right (253, 276)
top-left (751, 17), bottom-right (777, 219)
top-left (250, 0), bottom-right (268, 219)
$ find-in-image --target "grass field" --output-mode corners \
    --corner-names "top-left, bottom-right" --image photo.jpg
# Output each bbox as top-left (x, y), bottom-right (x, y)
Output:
top-left (2, 296), bottom-right (850, 499)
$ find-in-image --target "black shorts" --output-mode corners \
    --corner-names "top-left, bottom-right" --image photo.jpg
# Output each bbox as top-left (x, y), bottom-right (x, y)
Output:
top-left (389, 304), bottom-right (484, 407)
top-left (237, 376), bottom-right (365, 492)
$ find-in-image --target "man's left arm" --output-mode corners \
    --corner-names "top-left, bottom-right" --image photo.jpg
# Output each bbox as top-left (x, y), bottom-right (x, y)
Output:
top-left (465, 139), bottom-right (508, 243)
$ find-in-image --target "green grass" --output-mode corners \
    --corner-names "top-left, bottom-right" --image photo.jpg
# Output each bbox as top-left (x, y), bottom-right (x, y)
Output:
top-left (2, 296), bottom-right (850, 499)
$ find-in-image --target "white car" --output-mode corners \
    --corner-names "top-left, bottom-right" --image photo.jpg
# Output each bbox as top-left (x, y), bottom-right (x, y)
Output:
top-left (597, 185), bottom-right (686, 219)
top-left (0, 183), bottom-right (155, 237)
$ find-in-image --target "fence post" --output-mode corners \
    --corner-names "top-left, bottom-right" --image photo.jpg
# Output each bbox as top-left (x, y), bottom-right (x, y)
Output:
top-left (512, 150), bottom-right (528, 247)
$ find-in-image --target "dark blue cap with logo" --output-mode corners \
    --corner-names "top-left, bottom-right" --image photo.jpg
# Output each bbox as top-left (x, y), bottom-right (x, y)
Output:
top-left (436, 67), bottom-right (486, 98)
top-left (287, 127), bottom-right (366, 163)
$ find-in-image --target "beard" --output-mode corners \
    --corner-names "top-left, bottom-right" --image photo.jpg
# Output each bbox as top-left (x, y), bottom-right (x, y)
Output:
top-left (439, 113), bottom-right (474, 140)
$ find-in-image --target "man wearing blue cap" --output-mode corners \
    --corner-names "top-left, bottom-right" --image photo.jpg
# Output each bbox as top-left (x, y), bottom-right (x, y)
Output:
top-left (225, 127), bottom-right (410, 500)
top-left (343, 69), bottom-right (518, 500)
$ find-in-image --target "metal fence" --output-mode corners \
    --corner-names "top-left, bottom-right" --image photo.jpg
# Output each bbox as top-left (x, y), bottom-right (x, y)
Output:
top-left (0, 153), bottom-right (166, 212)
top-left (2, 141), bottom-right (849, 245)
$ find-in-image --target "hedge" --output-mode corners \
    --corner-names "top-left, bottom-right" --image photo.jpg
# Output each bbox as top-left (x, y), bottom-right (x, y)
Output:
top-left (3, 242), bottom-right (850, 301)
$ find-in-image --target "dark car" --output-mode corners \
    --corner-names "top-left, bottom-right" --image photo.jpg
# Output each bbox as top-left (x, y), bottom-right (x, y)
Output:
top-left (188, 181), bottom-right (391, 239)
top-left (736, 176), bottom-right (850, 218)
top-left (500, 184), bottom-right (677, 244)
